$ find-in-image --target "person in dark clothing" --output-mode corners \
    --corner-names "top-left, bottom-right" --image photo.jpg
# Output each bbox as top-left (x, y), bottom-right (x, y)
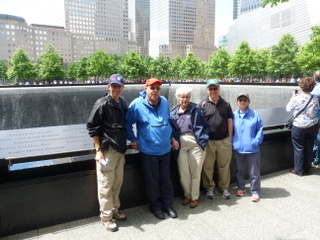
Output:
top-left (87, 74), bottom-right (128, 232)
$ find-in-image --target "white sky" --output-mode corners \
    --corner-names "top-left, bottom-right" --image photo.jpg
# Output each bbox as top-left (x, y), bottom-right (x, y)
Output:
top-left (0, 0), bottom-right (234, 46)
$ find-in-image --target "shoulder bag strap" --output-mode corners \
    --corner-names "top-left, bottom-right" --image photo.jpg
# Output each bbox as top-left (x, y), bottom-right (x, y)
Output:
top-left (293, 95), bottom-right (314, 119)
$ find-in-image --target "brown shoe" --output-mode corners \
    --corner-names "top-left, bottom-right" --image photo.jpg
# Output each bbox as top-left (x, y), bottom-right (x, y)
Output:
top-left (101, 219), bottom-right (118, 232)
top-left (181, 197), bottom-right (191, 205)
top-left (189, 200), bottom-right (198, 208)
top-left (113, 211), bottom-right (127, 221)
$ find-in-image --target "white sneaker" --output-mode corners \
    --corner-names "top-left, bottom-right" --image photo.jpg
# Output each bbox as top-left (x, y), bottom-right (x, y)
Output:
top-left (312, 162), bottom-right (320, 168)
top-left (222, 190), bottom-right (231, 200)
top-left (101, 219), bottom-right (118, 232)
top-left (206, 190), bottom-right (215, 200)
top-left (251, 194), bottom-right (260, 202)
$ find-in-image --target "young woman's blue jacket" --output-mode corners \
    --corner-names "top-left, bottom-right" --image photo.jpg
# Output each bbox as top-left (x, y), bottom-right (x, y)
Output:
top-left (170, 102), bottom-right (210, 150)
top-left (233, 107), bottom-right (264, 154)
top-left (125, 91), bottom-right (172, 155)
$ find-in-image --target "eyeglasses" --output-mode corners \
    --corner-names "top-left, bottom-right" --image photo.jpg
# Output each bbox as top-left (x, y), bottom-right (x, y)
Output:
top-left (208, 87), bottom-right (219, 91)
top-left (238, 99), bottom-right (248, 102)
top-left (150, 86), bottom-right (161, 91)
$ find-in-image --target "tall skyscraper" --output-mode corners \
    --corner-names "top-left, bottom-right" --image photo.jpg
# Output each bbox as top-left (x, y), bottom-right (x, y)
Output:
top-left (233, 0), bottom-right (240, 20)
top-left (64, 0), bottom-right (136, 60)
top-left (149, 0), bottom-right (215, 61)
top-left (128, 0), bottom-right (150, 55)
top-left (227, 0), bottom-right (319, 54)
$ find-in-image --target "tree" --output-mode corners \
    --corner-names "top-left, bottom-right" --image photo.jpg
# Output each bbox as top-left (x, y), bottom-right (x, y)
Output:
top-left (37, 44), bottom-right (65, 81)
top-left (87, 49), bottom-right (116, 81)
top-left (252, 49), bottom-right (270, 80)
top-left (66, 61), bottom-right (78, 81)
top-left (0, 60), bottom-right (8, 83)
top-left (267, 34), bottom-right (301, 79)
top-left (141, 55), bottom-right (154, 79)
top-left (150, 54), bottom-right (171, 79)
top-left (228, 41), bottom-right (255, 81)
top-left (118, 51), bottom-right (146, 81)
top-left (7, 48), bottom-right (37, 83)
top-left (169, 55), bottom-right (182, 79)
top-left (77, 57), bottom-right (90, 81)
top-left (297, 25), bottom-right (320, 76)
top-left (206, 48), bottom-right (231, 79)
top-left (261, 0), bottom-right (289, 7)
top-left (179, 52), bottom-right (203, 79)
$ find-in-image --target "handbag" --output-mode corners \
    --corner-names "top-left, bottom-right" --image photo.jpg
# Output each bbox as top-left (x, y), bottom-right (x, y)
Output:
top-left (287, 95), bottom-right (314, 129)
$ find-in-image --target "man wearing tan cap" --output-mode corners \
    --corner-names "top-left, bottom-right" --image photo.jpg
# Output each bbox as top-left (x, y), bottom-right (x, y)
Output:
top-left (126, 78), bottom-right (178, 220)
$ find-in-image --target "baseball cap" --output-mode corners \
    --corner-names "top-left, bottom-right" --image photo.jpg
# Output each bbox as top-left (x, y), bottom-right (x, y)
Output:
top-left (206, 79), bottom-right (220, 87)
top-left (237, 92), bottom-right (250, 101)
top-left (109, 74), bottom-right (124, 85)
top-left (145, 78), bottom-right (162, 86)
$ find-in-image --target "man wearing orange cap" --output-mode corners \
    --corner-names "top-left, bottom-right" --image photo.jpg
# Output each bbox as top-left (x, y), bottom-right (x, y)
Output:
top-left (126, 78), bottom-right (178, 220)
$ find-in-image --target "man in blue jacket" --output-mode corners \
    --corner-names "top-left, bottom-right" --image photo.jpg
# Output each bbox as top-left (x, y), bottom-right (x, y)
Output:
top-left (125, 78), bottom-right (178, 220)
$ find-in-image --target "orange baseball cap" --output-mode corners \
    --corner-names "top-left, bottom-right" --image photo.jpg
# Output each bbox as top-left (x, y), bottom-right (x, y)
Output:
top-left (145, 78), bottom-right (162, 86)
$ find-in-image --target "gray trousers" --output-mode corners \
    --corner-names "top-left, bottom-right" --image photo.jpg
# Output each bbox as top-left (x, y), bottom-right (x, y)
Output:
top-left (233, 151), bottom-right (261, 195)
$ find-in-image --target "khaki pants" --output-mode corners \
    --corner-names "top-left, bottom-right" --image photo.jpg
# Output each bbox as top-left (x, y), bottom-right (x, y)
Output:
top-left (96, 146), bottom-right (125, 221)
top-left (202, 137), bottom-right (232, 191)
top-left (177, 132), bottom-right (205, 200)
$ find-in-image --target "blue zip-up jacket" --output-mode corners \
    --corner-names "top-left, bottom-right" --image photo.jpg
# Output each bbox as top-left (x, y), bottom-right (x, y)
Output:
top-left (233, 107), bottom-right (264, 154)
top-left (125, 91), bottom-right (172, 155)
top-left (170, 102), bottom-right (210, 150)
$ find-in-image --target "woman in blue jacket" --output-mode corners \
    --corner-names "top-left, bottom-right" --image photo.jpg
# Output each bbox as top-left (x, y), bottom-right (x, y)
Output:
top-left (170, 86), bottom-right (209, 208)
top-left (233, 93), bottom-right (263, 202)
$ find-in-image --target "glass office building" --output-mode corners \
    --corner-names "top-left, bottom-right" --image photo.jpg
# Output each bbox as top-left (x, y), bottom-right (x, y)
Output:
top-left (149, 0), bottom-right (215, 61)
top-left (65, 0), bottom-right (136, 59)
top-left (227, 0), bottom-right (319, 54)
top-left (128, 0), bottom-right (150, 55)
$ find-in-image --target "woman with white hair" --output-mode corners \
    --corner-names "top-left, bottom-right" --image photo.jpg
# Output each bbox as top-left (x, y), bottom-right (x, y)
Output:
top-left (170, 86), bottom-right (209, 208)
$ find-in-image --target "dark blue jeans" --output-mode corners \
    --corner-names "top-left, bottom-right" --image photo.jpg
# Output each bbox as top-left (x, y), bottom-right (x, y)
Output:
top-left (139, 151), bottom-right (174, 212)
top-left (313, 132), bottom-right (320, 165)
top-left (291, 123), bottom-right (319, 175)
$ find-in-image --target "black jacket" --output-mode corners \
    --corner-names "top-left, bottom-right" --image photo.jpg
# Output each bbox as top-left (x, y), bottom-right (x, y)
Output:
top-left (87, 93), bottom-right (128, 154)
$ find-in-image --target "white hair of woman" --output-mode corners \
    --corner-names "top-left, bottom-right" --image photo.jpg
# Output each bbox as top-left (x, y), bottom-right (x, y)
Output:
top-left (175, 86), bottom-right (192, 98)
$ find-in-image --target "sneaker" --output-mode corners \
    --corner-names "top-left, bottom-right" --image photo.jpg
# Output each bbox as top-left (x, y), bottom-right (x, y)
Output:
top-left (251, 194), bottom-right (260, 202)
top-left (236, 189), bottom-right (245, 197)
top-left (101, 219), bottom-right (118, 232)
top-left (113, 211), bottom-right (127, 221)
top-left (206, 190), bottom-right (215, 200)
top-left (222, 190), bottom-right (231, 200)
top-left (181, 197), bottom-right (191, 205)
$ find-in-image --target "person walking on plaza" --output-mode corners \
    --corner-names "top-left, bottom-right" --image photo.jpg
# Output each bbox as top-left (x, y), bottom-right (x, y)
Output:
top-left (125, 78), bottom-right (178, 220)
top-left (286, 77), bottom-right (319, 176)
top-left (198, 79), bottom-right (234, 200)
top-left (170, 86), bottom-right (210, 208)
top-left (233, 93), bottom-right (264, 202)
top-left (87, 74), bottom-right (128, 232)
top-left (311, 70), bottom-right (320, 168)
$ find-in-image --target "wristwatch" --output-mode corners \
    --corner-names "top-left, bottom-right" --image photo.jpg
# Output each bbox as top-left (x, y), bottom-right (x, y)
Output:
top-left (95, 147), bottom-right (102, 152)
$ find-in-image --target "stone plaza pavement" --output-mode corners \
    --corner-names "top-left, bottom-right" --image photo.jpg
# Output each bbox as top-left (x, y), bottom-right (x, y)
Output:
top-left (1, 169), bottom-right (320, 240)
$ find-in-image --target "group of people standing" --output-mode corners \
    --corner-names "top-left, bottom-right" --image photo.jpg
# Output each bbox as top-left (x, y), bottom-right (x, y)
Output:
top-left (86, 74), bottom-right (264, 232)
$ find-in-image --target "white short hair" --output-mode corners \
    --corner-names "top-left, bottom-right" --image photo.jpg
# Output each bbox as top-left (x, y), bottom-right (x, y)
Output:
top-left (175, 86), bottom-right (192, 98)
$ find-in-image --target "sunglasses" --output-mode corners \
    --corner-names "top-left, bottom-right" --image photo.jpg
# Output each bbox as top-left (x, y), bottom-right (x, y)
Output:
top-left (238, 98), bottom-right (248, 102)
top-left (150, 86), bottom-right (161, 91)
top-left (208, 87), bottom-right (219, 91)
